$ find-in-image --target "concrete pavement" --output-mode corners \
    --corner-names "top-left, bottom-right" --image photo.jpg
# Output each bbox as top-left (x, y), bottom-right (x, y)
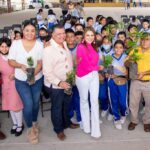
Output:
top-left (0, 7), bottom-right (150, 150)
top-left (0, 108), bottom-right (150, 150)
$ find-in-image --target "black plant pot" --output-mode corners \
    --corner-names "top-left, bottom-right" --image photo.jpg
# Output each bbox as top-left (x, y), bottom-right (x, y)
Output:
top-left (107, 65), bottom-right (114, 75)
top-left (129, 62), bottom-right (138, 80)
top-left (64, 86), bottom-right (72, 95)
top-left (98, 70), bottom-right (105, 84)
top-left (26, 68), bottom-right (35, 85)
top-left (64, 79), bottom-right (75, 96)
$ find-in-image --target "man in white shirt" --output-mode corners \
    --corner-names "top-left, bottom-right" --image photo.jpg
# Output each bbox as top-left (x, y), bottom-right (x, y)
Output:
top-left (43, 24), bottom-right (79, 141)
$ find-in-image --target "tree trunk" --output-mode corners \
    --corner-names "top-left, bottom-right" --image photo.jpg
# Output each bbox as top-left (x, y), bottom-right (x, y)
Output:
top-left (7, 0), bottom-right (11, 13)
top-left (22, 0), bottom-right (25, 10)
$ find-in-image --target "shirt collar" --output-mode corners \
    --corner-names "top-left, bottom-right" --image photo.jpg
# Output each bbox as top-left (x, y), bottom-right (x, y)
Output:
top-left (50, 39), bottom-right (68, 51)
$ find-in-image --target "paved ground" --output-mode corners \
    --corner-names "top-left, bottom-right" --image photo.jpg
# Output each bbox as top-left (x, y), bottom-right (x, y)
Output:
top-left (0, 108), bottom-right (150, 150)
top-left (0, 7), bottom-right (150, 150)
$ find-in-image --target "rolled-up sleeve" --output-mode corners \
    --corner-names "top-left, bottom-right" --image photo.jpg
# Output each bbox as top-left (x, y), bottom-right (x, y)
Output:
top-left (43, 46), bottom-right (61, 86)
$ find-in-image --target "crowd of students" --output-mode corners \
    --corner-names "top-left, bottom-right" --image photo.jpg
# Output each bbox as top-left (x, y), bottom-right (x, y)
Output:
top-left (0, 1), bottom-right (150, 144)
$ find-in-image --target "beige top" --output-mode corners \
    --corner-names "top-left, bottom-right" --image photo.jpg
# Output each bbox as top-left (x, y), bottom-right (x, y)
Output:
top-left (43, 39), bottom-right (73, 89)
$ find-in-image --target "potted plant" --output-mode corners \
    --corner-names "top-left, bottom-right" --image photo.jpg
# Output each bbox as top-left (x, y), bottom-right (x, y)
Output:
top-left (26, 56), bottom-right (35, 85)
top-left (126, 32), bottom-right (147, 80)
top-left (128, 49), bottom-right (143, 80)
top-left (64, 70), bottom-right (75, 95)
top-left (103, 55), bottom-right (113, 75)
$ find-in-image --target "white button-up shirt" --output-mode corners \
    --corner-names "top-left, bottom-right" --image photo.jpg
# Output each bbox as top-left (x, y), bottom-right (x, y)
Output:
top-left (43, 39), bottom-right (73, 89)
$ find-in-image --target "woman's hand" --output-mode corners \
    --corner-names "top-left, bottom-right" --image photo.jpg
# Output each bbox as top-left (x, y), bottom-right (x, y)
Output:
top-left (76, 57), bottom-right (82, 64)
top-left (99, 65), bottom-right (104, 71)
top-left (9, 74), bottom-right (14, 80)
top-left (20, 64), bottom-right (27, 73)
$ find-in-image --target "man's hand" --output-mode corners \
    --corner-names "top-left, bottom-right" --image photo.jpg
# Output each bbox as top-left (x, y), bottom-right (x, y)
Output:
top-left (137, 72), bottom-right (145, 80)
top-left (59, 81), bottom-right (71, 90)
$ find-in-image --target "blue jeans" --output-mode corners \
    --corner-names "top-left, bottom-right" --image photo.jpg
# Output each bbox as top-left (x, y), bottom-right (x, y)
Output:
top-left (50, 88), bottom-right (71, 134)
top-left (69, 86), bottom-right (81, 122)
top-left (99, 79), bottom-right (112, 114)
top-left (15, 78), bottom-right (43, 128)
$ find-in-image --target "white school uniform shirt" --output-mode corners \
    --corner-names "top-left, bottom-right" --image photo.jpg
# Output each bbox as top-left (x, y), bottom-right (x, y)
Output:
top-left (111, 53), bottom-right (127, 76)
top-left (8, 40), bottom-right (43, 81)
top-left (98, 46), bottom-right (114, 65)
top-left (140, 28), bottom-right (150, 33)
top-left (47, 14), bottom-right (57, 24)
top-left (37, 14), bottom-right (44, 26)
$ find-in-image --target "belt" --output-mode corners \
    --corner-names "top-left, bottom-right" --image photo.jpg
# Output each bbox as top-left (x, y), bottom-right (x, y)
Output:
top-left (138, 80), bottom-right (150, 82)
top-left (113, 75), bottom-right (127, 79)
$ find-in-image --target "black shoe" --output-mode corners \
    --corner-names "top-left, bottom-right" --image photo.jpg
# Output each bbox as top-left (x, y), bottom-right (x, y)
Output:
top-left (10, 124), bottom-right (17, 134)
top-left (0, 130), bottom-right (6, 140)
top-left (15, 124), bottom-right (24, 137)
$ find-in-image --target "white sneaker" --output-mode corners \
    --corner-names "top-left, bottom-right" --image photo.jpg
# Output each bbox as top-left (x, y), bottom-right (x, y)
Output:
top-left (114, 121), bottom-right (122, 130)
top-left (101, 110), bottom-right (108, 118)
top-left (120, 116), bottom-right (126, 124)
top-left (107, 114), bottom-right (113, 121)
top-left (70, 117), bottom-right (78, 124)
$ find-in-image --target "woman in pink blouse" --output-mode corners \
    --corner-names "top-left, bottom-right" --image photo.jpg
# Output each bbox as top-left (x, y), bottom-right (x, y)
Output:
top-left (76, 27), bottom-right (103, 138)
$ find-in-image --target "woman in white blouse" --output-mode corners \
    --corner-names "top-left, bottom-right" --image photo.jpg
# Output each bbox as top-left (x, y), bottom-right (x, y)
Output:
top-left (8, 21), bottom-right (43, 144)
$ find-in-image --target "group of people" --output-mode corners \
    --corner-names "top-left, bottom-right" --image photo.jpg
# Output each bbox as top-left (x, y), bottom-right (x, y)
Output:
top-left (0, 3), bottom-right (150, 145)
top-left (124, 0), bottom-right (143, 10)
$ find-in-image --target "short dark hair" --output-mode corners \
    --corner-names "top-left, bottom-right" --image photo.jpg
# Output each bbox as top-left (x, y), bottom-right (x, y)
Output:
top-left (38, 8), bottom-right (43, 14)
top-left (75, 23), bottom-right (84, 29)
top-left (23, 20), bottom-right (36, 30)
top-left (118, 31), bottom-right (126, 38)
top-left (102, 36), bottom-right (111, 43)
top-left (65, 28), bottom-right (75, 35)
top-left (39, 27), bottom-right (48, 33)
top-left (52, 24), bottom-right (64, 33)
top-left (95, 15), bottom-right (103, 22)
top-left (114, 40), bottom-right (125, 48)
top-left (128, 24), bottom-right (137, 32)
top-left (108, 20), bottom-right (118, 26)
top-left (0, 37), bottom-right (11, 47)
top-left (86, 17), bottom-right (93, 22)
top-left (48, 9), bottom-right (55, 15)
top-left (106, 16), bottom-right (114, 24)
top-left (75, 31), bottom-right (84, 36)
top-left (142, 19), bottom-right (149, 24)
top-left (14, 30), bottom-right (23, 38)
top-left (99, 16), bottom-right (106, 22)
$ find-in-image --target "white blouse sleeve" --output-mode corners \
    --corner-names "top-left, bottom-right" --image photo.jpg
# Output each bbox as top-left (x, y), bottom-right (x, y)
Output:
top-left (37, 42), bottom-right (43, 60)
top-left (8, 41), bottom-right (17, 60)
